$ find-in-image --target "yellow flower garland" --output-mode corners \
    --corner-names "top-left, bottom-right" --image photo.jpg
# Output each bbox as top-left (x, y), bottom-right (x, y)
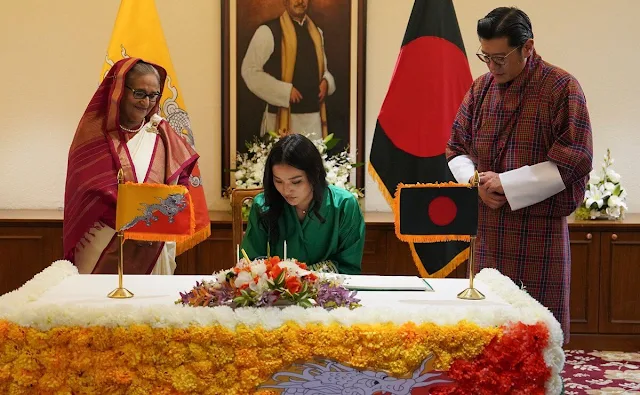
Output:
top-left (0, 319), bottom-right (500, 394)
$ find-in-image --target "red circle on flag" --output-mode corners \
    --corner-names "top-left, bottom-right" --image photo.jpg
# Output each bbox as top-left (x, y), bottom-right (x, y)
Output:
top-left (428, 196), bottom-right (457, 226)
top-left (377, 36), bottom-right (472, 158)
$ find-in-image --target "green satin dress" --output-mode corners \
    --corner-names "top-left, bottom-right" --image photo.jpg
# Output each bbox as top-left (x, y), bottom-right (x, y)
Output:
top-left (241, 185), bottom-right (365, 274)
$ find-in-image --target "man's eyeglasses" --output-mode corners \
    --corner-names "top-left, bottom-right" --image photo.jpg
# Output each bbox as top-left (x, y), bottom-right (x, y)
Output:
top-left (476, 46), bottom-right (521, 66)
top-left (126, 86), bottom-right (161, 102)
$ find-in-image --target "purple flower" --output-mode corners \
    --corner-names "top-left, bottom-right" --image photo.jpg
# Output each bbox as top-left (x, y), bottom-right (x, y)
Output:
top-left (209, 286), bottom-right (235, 306)
top-left (176, 281), bottom-right (235, 307)
top-left (315, 281), bottom-right (360, 309)
top-left (255, 290), bottom-right (281, 307)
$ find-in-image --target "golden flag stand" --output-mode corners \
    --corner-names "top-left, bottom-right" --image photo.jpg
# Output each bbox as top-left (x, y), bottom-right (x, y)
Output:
top-left (457, 171), bottom-right (485, 300)
top-left (108, 169), bottom-right (134, 299)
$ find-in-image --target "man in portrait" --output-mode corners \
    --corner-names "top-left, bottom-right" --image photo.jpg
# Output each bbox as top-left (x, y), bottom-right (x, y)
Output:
top-left (241, 0), bottom-right (336, 140)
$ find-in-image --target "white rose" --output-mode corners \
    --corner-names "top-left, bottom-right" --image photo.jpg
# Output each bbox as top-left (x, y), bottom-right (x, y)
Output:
top-left (235, 169), bottom-right (245, 180)
top-left (278, 260), bottom-right (311, 277)
top-left (604, 182), bottom-right (616, 191)
top-left (250, 262), bottom-right (267, 277)
top-left (606, 206), bottom-right (621, 219)
top-left (326, 170), bottom-right (337, 184)
top-left (588, 170), bottom-right (602, 185)
top-left (249, 276), bottom-right (269, 293)
top-left (607, 194), bottom-right (622, 208)
top-left (216, 271), bottom-right (228, 284)
top-left (606, 168), bottom-right (621, 183)
top-left (234, 271), bottom-right (253, 289)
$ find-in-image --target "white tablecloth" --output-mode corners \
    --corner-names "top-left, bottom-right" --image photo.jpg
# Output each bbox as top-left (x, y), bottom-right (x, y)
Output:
top-left (32, 274), bottom-right (509, 308)
top-left (1, 262), bottom-right (558, 332)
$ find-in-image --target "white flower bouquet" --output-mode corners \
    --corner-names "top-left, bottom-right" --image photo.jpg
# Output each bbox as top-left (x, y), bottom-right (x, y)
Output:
top-left (575, 149), bottom-right (627, 220)
top-left (230, 131), bottom-right (364, 218)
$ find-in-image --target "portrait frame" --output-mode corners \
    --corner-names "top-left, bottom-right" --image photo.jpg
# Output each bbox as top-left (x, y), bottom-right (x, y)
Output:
top-left (221, 0), bottom-right (367, 192)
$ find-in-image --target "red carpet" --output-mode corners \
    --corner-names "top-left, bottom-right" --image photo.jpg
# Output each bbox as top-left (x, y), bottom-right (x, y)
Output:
top-left (562, 350), bottom-right (640, 394)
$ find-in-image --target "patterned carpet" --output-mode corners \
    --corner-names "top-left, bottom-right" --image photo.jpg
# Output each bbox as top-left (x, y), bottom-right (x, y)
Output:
top-left (562, 350), bottom-right (640, 394)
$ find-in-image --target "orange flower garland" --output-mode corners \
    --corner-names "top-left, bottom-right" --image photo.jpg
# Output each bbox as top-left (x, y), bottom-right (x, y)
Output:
top-left (0, 320), bottom-right (500, 394)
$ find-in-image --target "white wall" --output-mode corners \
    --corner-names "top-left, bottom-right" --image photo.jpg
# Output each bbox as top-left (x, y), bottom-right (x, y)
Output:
top-left (1, 0), bottom-right (638, 213)
top-left (365, 0), bottom-right (640, 211)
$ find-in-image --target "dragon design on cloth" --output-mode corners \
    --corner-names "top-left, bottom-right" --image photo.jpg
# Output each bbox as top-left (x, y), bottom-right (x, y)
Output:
top-left (258, 354), bottom-right (452, 394)
top-left (119, 194), bottom-right (188, 231)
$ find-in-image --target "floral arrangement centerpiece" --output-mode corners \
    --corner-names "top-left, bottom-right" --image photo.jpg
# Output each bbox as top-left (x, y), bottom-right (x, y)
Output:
top-left (230, 131), bottom-right (364, 218)
top-left (177, 255), bottom-right (360, 309)
top-left (575, 149), bottom-right (628, 220)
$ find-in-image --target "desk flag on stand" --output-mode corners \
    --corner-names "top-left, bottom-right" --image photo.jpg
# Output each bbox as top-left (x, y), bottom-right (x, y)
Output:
top-left (368, 0), bottom-right (472, 278)
top-left (395, 182), bottom-right (478, 243)
top-left (101, 0), bottom-right (210, 254)
top-left (115, 182), bottom-right (195, 242)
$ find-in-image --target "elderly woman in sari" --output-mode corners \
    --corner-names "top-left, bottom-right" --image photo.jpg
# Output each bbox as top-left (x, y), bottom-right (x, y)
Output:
top-left (64, 58), bottom-right (208, 274)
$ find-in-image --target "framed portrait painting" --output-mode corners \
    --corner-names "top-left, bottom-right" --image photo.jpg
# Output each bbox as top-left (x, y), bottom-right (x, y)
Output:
top-left (221, 0), bottom-right (367, 191)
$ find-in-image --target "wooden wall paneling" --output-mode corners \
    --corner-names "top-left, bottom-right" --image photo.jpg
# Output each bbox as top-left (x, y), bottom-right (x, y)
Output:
top-left (384, 235), bottom-right (419, 276)
top-left (0, 225), bottom-right (60, 294)
top-left (195, 226), bottom-right (234, 275)
top-left (361, 229), bottom-right (387, 274)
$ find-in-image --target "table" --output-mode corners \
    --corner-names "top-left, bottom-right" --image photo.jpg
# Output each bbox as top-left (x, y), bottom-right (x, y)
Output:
top-left (0, 261), bottom-right (564, 394)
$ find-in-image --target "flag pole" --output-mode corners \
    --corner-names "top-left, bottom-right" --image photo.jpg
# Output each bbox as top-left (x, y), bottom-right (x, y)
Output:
top-left (108, 169), bottom-right (134, 299)
top-left (457, 171), bottom-right (485, 300)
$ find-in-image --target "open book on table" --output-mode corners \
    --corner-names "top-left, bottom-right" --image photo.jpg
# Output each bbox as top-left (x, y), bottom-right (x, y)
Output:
top-left (342, 275), bottom-right (434, 292)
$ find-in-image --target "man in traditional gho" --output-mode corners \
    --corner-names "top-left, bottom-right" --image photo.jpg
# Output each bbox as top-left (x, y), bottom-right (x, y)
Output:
top-left (241, 0), bottom-right (335, 140)
top-left (446, 7), bottom-right (593, 342)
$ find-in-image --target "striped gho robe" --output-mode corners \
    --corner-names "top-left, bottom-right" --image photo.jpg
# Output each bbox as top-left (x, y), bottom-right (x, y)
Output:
top-left (446, 50), bottom-right (593, 342)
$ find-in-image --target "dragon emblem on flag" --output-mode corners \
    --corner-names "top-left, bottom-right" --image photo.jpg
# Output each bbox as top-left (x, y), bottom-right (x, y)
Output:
top-left (119, 193), bottom-right (188, 231)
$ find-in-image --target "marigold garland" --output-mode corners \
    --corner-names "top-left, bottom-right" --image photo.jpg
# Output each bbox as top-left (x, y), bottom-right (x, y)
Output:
top-left (1, 320), bottom-right (503, 394)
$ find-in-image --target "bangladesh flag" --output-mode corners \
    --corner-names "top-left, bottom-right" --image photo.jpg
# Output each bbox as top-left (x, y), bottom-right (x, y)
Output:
top-left (368, 0), bottom-right (473, 277)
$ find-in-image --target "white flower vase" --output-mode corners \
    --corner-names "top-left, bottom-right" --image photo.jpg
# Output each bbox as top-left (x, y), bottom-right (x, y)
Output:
top-left (576, 149), bottom-right (627, 221)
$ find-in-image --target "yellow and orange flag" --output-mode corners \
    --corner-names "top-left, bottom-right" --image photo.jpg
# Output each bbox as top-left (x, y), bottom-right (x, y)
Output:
top-left (102, 0), bottom-right (210, 254)
top-left (116, 182), bottom-right (194, 242)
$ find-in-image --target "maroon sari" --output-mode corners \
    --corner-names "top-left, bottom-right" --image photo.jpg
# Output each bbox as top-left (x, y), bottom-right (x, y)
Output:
top-left (64, 58), bottom-right (200, 274)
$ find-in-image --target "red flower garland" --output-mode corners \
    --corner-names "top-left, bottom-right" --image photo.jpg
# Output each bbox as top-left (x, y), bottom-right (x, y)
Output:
top-left (429, 322), bottom-right (551, 395)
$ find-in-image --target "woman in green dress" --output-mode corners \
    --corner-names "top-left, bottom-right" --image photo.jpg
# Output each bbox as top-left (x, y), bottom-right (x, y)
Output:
top-left (241, 134), bottom-right (365, 274)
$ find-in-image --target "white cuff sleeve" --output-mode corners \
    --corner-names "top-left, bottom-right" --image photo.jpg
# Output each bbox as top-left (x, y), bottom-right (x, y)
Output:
top-left (448, 155), bottom-right (476, 184)
top-left (499, 161), bottom-right (566, 211)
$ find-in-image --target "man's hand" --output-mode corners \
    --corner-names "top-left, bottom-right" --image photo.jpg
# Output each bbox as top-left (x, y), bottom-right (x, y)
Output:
top-left (290, 86), bottom-right (303, 103)
top-left (318, 79), bottom-right (328, 102)
top-left (480, 171), bottom-right (505, 195)
top-left (478, 171), bottom-right (507, 209)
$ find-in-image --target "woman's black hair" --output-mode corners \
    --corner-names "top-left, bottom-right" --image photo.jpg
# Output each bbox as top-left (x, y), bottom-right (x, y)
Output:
top-left (260, 134), bottom-right (327, 245)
